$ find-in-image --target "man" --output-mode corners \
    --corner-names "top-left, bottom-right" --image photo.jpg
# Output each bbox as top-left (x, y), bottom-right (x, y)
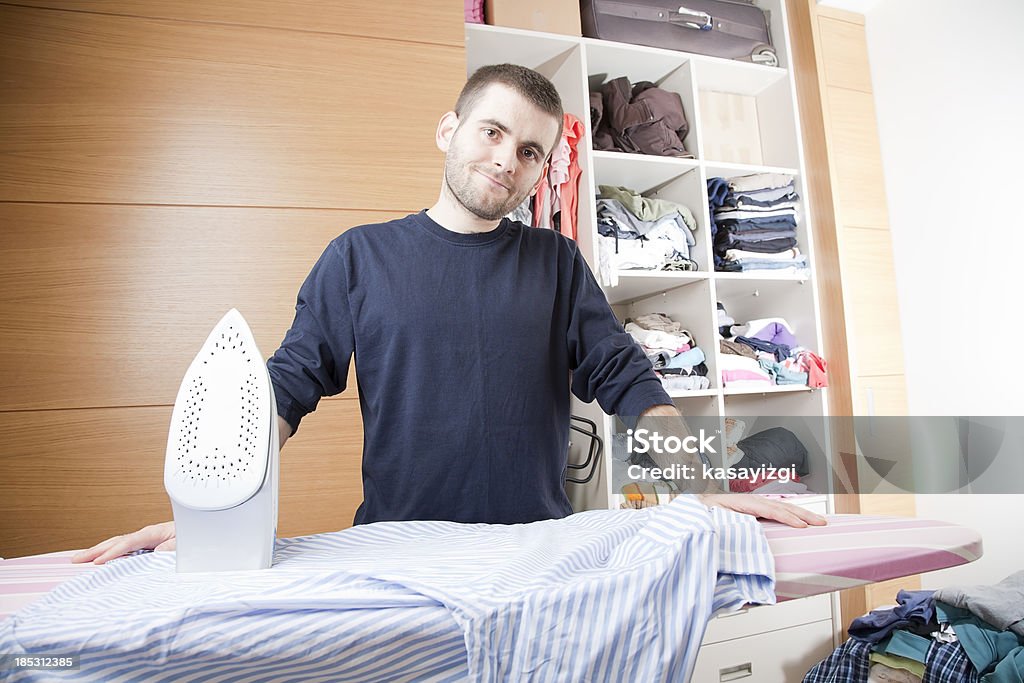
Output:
top-left (74, 64), bottom-right (823, 565)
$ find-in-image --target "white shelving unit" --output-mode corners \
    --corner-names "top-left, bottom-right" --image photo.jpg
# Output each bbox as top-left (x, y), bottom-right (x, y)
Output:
top-left (467, 1), bottom-right (840, 676)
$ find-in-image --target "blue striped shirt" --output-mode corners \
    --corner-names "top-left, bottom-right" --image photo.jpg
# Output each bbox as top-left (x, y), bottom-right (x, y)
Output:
top-left (1, 496), bottom-right (774, 682)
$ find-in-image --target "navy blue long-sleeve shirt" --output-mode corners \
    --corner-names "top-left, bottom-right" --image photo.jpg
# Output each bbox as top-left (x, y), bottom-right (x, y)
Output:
top-left (266, 211), bottom-right (671, 525)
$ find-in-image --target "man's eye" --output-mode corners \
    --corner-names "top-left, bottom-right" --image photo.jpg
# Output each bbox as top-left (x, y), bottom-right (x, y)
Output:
top-left (483, 128), bottom-right (497, 138)
top-left (522, 148), bottom-right (536, 160)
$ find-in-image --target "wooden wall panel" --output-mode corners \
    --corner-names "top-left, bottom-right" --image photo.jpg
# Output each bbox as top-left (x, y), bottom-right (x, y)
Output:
top-left (785, 0), bottom-right (854, 421)
top-left (839, 226), bottom-right (905, 376)
top-left (0, 399), bottom-right (363, 558)
top-left (0, 5), bottom-right (461, 207)
top-left (824, 86), bottom-right (891, 230)
top-left (791, 0), bottom-right (915, 630)
top-left (0, 204), bottom-right (399, 411)
top-left (4, 0), bottom-right (465, 46)
top-left (818, 16), bottom-right (872, 93)
top-left (864, 575), bottom-right (921, 611)
top-left (854, 374), bottom-right (909, 416)
top-left (0, 1), bottom-right (465, 559)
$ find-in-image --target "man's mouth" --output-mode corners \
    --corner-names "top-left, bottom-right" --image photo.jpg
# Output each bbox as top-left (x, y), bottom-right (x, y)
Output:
top-left (476, 170), bottom-right (510, 191)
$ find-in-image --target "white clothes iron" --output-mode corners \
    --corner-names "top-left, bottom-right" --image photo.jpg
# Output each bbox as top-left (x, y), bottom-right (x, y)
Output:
top-left (164, 308), bottom-right (279, 572)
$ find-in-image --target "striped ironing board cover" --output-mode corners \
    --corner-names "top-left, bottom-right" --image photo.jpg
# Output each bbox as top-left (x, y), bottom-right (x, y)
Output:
top-left (763, 514), bottom-right (982, 601)
top-left (1, 514), bottom-right (981, 620)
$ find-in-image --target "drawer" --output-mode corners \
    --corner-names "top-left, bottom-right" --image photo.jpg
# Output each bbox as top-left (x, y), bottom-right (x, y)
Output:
top-left (703, 593), bottom-right (833, 645)
top-left (777, 494), bottom-right (829, 516)
top-left (797, 498), bottom-right (828, 516)
top-left (692, 619), bottom-right (836, 683)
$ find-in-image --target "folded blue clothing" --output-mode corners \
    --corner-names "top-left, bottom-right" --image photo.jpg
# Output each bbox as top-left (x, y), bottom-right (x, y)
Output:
top-left (717, 214), bottom-right (797, 228)
top-left (758, 358), bottom-right (807, 385)
top-left (718, 257), bottom-right (808, 272)
top-left (715, 237), bottom-right (798, 255)
top-left (736, 336), bottom-right (790, 362)
top-left (666, 346), bottom-right (705, 369)
top-left (707, 177), bottom-right (731, 207)
top-left (715, 229), bottom-right (797, 244)
top-left (707, 177), bottom-right (730, 240)
top-left (849, 590), bottom-right (936, 644)
top-left (775, 371), bottom-right (808, 385)
top-left (723, 193), bottom-right (799, 209)
top-left (717, 217), bottom-right (798, 233)
top-left (728, 182), bottom-right (796, 202)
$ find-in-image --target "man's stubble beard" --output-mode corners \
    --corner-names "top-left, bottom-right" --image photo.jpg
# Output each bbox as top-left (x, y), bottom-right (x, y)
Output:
top-left (443, 151), bottom-right (532, 222)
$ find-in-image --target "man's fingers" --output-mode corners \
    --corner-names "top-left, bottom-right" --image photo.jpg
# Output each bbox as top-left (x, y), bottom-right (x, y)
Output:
top-left (70, 522), bottom-right (177, 565)
top-left (793, 506), bottom-right (828, 526)
top-left (92, 536), bottom-right (139, 565)
top-left (71, 536), bottom-right (123, 564)
top-left (771, 507), bottom-right (808, 528)
top-left (765, 501), bottom-right (827, 528)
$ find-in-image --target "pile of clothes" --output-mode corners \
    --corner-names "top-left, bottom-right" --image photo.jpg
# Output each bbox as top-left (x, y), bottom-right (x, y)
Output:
top-left (717, 304), bottom-right (828, 390)
top-left (707, 172), bottom-right (809, 275)
top-left (723, 421), bottom-right (812, 494)
top-left (624, 312), bottom-right (709, 393)
top-left (595, 185), bottom-right (700, 286)
top-left (589, 76), bottom-right (692, 158)
top-left (805, 572), bottom-right (1024, 682)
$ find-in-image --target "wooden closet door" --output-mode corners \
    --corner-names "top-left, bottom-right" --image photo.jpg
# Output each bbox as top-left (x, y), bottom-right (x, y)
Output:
top-left (0, 1), bottom-right (464, 558)
top-left (787, 0), bottom-right (916, 629)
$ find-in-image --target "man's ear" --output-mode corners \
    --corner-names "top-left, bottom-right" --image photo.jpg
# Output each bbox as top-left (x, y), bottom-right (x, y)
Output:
top-left (436, 111), bottom-right (459, 152)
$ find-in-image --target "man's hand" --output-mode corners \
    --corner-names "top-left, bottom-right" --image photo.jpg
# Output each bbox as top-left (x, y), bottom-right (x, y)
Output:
top-left (71, 522), bottom-right (176, 565)
top-left (699, 493), bottom-right (827, 528)
top-left (635, 404), bottom-right (722, 495)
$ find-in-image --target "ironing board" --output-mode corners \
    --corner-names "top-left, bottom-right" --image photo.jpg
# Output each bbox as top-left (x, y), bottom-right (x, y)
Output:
top-left (0, 514), bottom-right (981, 621)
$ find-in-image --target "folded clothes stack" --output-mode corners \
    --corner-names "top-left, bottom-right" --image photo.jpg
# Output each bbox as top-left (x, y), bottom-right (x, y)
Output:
top-left (707, 173), bottom-right (809, 275)
top-left (624, 312), bottom-right (710, 392)
top-left (595, 185), bottom-right (700, 286)
top-left (717, 307), bottom-right (828, 389)
top-left (727, 426), bottom-right (810, 494)
top-left (807, 571), bottom-right (1024, 683)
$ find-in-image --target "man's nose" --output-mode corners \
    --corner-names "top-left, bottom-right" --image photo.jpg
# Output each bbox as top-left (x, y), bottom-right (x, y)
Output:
top-left (491, 141), bottom-right (517, 173)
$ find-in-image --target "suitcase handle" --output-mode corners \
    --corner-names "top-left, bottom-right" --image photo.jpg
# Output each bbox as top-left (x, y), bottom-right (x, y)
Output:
top-left (594, 1), bottom-right (766, 42)
top-left (675, 6), bottom-right (716, 30)
top-left (675, 6), bottom-right (713, 31)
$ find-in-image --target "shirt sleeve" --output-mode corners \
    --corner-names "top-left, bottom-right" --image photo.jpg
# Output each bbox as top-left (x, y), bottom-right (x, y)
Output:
top-left (266, 238), bottom-right (355, 436)
top-left (565, 245), bottom-right (672, 423)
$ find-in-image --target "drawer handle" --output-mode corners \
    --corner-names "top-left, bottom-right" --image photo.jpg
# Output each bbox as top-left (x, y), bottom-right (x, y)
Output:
top-left (719, 663), bottom-right (753, 681)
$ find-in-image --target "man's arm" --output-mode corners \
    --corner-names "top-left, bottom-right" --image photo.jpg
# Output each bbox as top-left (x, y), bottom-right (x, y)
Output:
top-left (636, 403), bottom-right (722, 495)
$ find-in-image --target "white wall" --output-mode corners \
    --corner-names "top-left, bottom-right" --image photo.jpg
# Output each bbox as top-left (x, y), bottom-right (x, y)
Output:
top-left (850, 0), bottom-right (1024, 586)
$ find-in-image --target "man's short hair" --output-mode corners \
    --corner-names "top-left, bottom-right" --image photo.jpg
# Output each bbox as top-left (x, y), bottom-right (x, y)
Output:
top-left (455, 64), bottom-right (564, 158)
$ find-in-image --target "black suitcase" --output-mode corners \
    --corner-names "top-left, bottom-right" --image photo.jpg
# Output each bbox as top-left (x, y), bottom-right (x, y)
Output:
top-left (581, 0), bottom-right (778, 67)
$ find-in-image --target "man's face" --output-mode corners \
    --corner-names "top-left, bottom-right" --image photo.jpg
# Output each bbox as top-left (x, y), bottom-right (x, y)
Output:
top-left (441, 84), bottom-right (561, 222)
